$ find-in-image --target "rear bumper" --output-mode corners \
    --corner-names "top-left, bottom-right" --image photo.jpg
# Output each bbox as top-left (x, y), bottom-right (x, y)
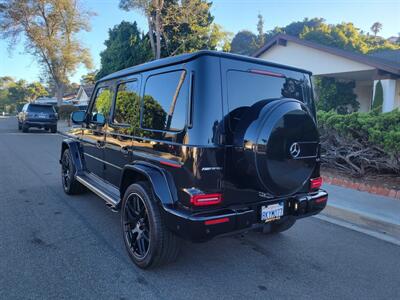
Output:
top-left (24, 120), bottom-right (57, 128)
top-left (162, 190), bottom-right (328, 242)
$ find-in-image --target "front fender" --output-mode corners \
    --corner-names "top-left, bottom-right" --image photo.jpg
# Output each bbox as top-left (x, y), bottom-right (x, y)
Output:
top-left (121, 162), bottom-right (177, 205)
top-left (60, 139), bottom-right (84, 175)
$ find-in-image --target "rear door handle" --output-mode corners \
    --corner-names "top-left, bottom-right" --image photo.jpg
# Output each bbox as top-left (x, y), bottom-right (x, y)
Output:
top-left (96, 140), bottom-right (105, 149)
top-left (121, 146), bottom-right (129, 155)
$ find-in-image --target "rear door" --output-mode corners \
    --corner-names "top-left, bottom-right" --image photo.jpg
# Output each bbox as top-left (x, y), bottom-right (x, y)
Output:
top-left (104, 77), bottom-right (140, 187)
top-left (220, 58), bottom-right (316, 204)
top-left (81, 83), bottom-right (114, 180)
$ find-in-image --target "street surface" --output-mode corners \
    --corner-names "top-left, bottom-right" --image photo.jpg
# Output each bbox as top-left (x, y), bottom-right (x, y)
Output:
top-left (0, 116), bottom-right (399, 299)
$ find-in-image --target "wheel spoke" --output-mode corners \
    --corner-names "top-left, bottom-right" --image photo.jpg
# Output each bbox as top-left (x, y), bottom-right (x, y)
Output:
top-left (137, 235), bottom-right (146, 255)
top-left (125, 203), bottom-right (137, 222)
top-left (123, 192), bottom-right (150, 259)
top-left (142, 231), bottom-right (149, 242)
top-left (133, 196), bottom-right (141, 215)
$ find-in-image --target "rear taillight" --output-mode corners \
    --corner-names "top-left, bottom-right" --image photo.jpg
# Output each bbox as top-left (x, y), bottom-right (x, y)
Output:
top-left (190, 193), bottom-right (222, 206)
top-left (310, 177), bottom-right (323, 190)
top-left (205, 217), bottom-right (229, 225)
top-left (315, 196), bottom-right (327, 204)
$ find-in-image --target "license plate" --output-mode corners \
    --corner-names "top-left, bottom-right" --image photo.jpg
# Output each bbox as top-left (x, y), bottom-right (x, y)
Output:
top-left (261, 202), bottom-right (284, 222)
top-left (38, 114), bottom-right (47, 118)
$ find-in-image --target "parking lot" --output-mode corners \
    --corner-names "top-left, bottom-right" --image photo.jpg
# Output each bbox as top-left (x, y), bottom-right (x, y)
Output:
top-left (1, 116), bottom-right (399, 299)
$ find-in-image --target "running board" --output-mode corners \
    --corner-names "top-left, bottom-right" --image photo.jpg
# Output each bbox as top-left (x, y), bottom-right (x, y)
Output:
top-left (76, 173), bottom-right (120, 208)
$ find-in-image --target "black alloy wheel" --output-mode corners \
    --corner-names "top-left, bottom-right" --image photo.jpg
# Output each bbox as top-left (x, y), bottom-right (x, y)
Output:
top-left (121, 182), bottom-right (181, 269)
top-left (123, 192), bottom-right (150, 260)
top-left (61, 149), bottom-right (85, 195)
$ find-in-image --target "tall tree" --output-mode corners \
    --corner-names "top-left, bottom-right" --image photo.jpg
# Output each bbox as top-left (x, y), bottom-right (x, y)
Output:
top-left (26, 82), bottom-right (48, 102)
top-left (0, 0), bottom-right (94, 106)
top-left (163, 0), bottom-right (214, 55)
top-left (230, 30), bottom-right (258, 55)
top-left (120, 0), bottom-right (229, 58)
top-left (119, 0), bottom-right (164, 59)
top-left (96, 21), bottom-right (152, 79)
top-left (81, 71), bottom-right (98, 85)
top-left (370, 22), bottom-right (382, 37)
top-left (256, 13), bottom-right (265, 46)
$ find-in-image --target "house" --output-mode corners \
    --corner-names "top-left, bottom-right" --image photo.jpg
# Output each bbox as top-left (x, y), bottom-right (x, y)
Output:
top-left (62, 93), bottom-right (77, 103)
top-left (75, 85), bottom-right (94, 106)
top-left (253, 34), bottom-right (400, 112)
top-left (388, 36), bottom-right (399, 44)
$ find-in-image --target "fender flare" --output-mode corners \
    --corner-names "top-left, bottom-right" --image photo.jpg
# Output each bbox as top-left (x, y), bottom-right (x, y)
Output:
top-left (120, 162), bottom-right (177, 205)
top-left (60, 139), bottom-right (84, 175)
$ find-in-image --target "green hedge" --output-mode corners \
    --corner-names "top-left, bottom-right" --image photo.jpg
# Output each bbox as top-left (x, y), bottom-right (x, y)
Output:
top-left (318, 110), bottom-right (400, 155)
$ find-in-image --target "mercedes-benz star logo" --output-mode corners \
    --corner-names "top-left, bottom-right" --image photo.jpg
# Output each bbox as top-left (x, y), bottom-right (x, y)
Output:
top-left (289, 142), bottom-right (301, 158)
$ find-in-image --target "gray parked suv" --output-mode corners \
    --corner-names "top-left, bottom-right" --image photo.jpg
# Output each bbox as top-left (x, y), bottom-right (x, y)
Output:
top-left (17, 103), bottom-right (58, 133)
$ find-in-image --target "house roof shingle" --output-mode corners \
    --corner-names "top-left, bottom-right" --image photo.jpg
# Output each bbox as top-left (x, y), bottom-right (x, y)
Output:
top-left (368, 49), bottom-right (400, 65)
top-left (82, 85), bottom-right (95, 98)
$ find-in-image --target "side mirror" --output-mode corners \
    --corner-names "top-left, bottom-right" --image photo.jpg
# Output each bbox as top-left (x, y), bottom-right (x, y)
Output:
top-left (92, 112), bottom-right (106, 126)
top-left (71, 110), bottom-right (86, 124)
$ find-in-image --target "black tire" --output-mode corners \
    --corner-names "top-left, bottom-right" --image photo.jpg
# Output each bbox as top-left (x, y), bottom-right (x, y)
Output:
top-left (121, 182), bottom-right (181, 269)
top-left (50, 126), bottom-right (57, 133)
top-left (259, 217), bottom-right (296, 234)
top-left (22, 124), bottom-right (29, 133)
top-left (61, 149), bottom-right (85, 195)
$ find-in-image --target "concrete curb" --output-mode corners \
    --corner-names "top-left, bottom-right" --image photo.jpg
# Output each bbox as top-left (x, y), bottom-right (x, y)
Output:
top-left (320, 204), bottom-right (400, 244)
top-left (323, 175), bottom-right (400, 200)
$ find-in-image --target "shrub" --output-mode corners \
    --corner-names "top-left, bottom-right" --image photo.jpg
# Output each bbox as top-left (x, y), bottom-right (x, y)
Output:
top-left (314, 76), bottom-right (359, 114)
top-left (57, 105), bottom-right (79, 120)
top-left (372, 80), bottom-right (383, 112)
top-left (317, 110), bottom-right (400, 176)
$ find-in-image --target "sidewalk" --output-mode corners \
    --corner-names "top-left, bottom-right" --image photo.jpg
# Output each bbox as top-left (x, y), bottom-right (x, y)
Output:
top-left (320, 183), bottom-right (400, 244)
top-left (57, 120), bottom-right (73, 135)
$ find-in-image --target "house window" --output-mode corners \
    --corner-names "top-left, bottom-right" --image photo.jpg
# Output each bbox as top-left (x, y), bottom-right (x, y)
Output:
top-left (141, 70), bottom-right (188, 132)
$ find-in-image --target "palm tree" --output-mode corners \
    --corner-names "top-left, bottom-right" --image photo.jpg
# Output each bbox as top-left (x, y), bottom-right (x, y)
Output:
top-left (370, 22), bottom-right (382, 37)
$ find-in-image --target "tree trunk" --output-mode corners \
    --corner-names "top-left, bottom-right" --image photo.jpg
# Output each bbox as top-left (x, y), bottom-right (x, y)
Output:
top-left (55, 84), bottom-right (64, 107)
top-left (155, 8), bottom-right (161, 59)
top-left (147, 15), bottom-right (156, 59)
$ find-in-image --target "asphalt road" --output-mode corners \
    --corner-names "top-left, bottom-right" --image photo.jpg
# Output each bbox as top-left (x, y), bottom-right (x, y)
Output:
top-left (1, 116), bottom-right (399, 300)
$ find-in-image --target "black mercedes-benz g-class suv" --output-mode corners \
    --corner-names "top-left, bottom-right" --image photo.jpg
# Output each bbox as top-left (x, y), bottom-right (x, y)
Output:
top-left (60, 51), bottom-right (328, 269)
top-left (17, 103), bottom-right (58, 133)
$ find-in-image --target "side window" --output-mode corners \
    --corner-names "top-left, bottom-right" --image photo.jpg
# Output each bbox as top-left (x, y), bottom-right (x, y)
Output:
top-left (142, 70), bottom-right (188, 132)
top-left (113, 81), bottom-right (139, 127)
top-left (91, 86), bottom-right (113, 123)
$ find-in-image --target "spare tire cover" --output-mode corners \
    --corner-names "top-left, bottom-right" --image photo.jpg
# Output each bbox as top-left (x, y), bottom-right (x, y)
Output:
top-left (238, 99), bottom-right (319, 196)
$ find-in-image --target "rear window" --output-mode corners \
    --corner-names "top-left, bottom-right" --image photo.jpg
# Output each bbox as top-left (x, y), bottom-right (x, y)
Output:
top-left (27, 105), bottom-right (55, 113)
top-left (227, 70), bottom-right (311, 130)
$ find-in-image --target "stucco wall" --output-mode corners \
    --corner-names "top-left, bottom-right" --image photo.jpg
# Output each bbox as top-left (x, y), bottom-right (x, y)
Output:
top-left (354, 81), bottom-right (373, 112)
top-left (258, 41), bottom-right (375, 75)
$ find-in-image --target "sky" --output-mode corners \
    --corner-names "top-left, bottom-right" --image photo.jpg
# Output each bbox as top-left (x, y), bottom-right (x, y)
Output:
top-left (0, 0), bottom-right (399, 84)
